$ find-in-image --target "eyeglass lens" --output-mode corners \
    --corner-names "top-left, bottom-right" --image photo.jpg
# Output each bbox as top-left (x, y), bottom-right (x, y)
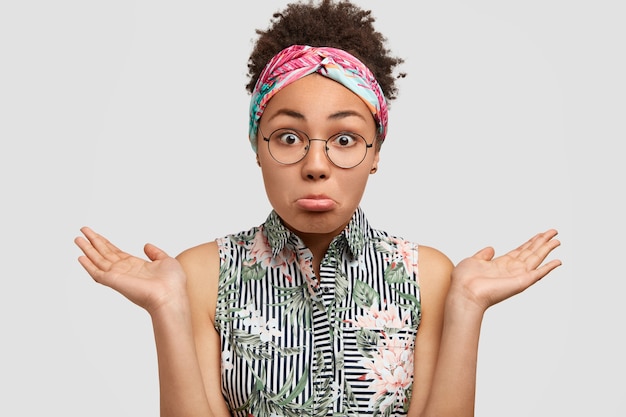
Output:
top-left (265, 128), bottom-right (370, 168)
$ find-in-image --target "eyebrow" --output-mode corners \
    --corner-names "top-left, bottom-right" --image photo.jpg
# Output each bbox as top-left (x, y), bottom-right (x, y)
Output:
top-left (266, 108), bottom-right (368, 123)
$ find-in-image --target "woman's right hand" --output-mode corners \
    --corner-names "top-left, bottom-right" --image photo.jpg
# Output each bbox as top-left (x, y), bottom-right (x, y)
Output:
top-left (74, 227), bottom-right (188, 315)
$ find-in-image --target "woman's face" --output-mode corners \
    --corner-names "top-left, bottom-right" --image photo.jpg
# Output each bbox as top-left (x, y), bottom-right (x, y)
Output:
top-left (256, 73), bottom-right (380, 239)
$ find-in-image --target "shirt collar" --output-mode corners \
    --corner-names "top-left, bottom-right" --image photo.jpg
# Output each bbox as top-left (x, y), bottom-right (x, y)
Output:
top-left (265, 207), bottom-right (369, 258)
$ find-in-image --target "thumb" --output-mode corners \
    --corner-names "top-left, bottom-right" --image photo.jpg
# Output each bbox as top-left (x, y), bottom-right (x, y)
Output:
top-left (144, 243), bottom-right (169, 261)
top-left (473, 246), bottom-right (495, 261)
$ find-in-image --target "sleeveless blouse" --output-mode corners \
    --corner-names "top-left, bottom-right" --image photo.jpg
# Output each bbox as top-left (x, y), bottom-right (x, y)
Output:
top-left (215, 207), bottom-right (421, 417)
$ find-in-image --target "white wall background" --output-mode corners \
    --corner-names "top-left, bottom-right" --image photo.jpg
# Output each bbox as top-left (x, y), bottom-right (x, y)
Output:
top-left (1, 0), bottom-right (623, 415)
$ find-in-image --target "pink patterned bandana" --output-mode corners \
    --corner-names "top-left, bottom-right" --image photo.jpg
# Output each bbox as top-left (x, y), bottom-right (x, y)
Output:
top-left (248, 45), bottom-right (388, 152)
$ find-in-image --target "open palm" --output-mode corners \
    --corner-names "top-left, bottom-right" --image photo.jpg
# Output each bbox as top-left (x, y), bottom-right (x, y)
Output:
top-left (451, 229), bottom-right (562, 311)
top-left (75, 227), bottom-right (187, 314)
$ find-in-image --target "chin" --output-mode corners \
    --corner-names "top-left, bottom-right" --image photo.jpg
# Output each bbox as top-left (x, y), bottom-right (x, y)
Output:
top-left (284, 211), bottom-right (349, 236)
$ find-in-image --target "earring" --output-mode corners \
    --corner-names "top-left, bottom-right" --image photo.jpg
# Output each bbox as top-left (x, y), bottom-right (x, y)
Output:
top-left (370, 167), bottom-right (378, 174)
top-left (256, 155), bottom-right (261, 167)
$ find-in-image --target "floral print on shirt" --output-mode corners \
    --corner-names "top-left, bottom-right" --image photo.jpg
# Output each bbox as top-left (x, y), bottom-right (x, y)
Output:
top-left (215, 207), bottom-right (421, 417)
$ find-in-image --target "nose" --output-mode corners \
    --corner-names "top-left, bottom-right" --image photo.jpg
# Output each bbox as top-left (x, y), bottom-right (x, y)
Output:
top-left (302, 139), bottom-right (330, 179)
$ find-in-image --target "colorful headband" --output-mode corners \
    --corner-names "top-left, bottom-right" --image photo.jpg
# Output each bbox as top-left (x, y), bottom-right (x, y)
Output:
top-left (248, 44), bottom-right (388, 152)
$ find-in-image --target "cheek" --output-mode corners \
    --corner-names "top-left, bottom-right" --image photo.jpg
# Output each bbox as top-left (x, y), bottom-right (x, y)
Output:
top-left (338, 167), bottom-right (371, 194)
top-left (259, 161), bottom-right (295, 200)
top-left (353, 172), bottom-right (371, 193)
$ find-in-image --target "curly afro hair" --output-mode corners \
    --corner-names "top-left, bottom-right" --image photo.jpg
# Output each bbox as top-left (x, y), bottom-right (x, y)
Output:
top-left (245, 0), bottom-right (405, 103)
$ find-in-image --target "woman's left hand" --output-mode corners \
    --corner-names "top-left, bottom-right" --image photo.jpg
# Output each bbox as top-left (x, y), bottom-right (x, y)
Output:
top-left (450, 229), bottom-right (562, 312)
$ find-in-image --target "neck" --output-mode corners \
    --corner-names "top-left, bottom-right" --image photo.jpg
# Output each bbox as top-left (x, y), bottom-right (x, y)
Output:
top-left (299, 233), bottom-right (333, 267)
top-left (281, 215), bottom-right (353, 278)
top-left (297, 230), bottom-right (344, 280)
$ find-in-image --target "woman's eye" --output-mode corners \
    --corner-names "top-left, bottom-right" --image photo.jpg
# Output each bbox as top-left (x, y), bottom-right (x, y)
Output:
top-left (332, 133), bottom-right (357, 147)
top-left (278, 132), bottom-right (302, 145)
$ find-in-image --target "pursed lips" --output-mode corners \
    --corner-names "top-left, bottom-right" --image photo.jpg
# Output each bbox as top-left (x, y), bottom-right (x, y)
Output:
top-left (295, 194), bottom-right (336, 211)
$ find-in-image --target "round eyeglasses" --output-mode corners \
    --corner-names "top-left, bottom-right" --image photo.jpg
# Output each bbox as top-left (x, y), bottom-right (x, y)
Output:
top-left (261, 128), bottom-right (374, 169)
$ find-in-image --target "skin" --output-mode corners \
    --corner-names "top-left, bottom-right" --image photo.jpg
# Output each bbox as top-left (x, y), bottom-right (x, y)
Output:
top-left (74, 74), bottom-right (562, 417)
top-left (255, 74), bottom-right (379, 270)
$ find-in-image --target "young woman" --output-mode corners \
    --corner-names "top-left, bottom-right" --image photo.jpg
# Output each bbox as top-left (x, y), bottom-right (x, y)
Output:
top-left (74, 1), bottom-right (561, 416)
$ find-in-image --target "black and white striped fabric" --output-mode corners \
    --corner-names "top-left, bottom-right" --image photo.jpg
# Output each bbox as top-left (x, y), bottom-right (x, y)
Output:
top-left (215, 207), bottom-right (421, 417)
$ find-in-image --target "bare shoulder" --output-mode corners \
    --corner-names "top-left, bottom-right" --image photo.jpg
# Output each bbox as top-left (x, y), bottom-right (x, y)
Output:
top-left (418, 245), bottom-right (454, 278)
top-left (176, 241), bottom-right (219, 273)
top-left (417, 245), bottom-right (454, 299)
top-left (176, 241), bottom-right (220, 321)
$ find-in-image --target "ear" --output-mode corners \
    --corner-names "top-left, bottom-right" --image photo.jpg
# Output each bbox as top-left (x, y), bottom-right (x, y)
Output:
top-left (256, 154), bottom-right (261, 167)
top-left (370, 151), bottom-right (380, 174)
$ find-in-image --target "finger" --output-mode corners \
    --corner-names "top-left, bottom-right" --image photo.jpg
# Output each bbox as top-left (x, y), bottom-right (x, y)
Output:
top-left (534, 259), bottom-right (562, 280)
top-left (506, 236), bottom-right (536, 260)
top-left (80, 227), bottom-right (125, 264)
top-left (476, 246), bottom-right (495, 261)
top-left (74, 235), bottom-right (112, 272)
top-left (516, 242), bottom-right (559, 273)
top-left (526, 238), bottom-right (561, 271)
top-left (515, 229), bottom-right (559, 263)
top-left (509, 229), bottom-right (544, 255)
top-left (520, 231), bottom-right (561, 267)
top-left (517, 258), bottom-right (562, 291)
top-left (76, 254), bottom-right (107, 283)
top-left (521, 229), bottom-right (558, 256)
top-left (144, 243), bottom-right (169, 262)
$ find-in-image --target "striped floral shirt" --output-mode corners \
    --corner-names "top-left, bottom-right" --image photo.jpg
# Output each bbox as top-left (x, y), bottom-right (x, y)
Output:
top-left (215, 207), bottom-right (421, 417)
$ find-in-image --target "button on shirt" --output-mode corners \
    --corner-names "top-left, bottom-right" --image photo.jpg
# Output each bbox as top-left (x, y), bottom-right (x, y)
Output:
top-left (215, 207), bottom-right (421, 417)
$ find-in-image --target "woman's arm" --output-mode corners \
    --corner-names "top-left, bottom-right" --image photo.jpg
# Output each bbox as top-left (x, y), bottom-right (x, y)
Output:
top-left (150, 295), bottom-right (216, 417)
top-left (75, 228), bottom-right (228, 417)
top-left (410, 229), bottom-right (561, 417)
top-left (176, 241), bottom-right (231, 416)
top-left (408, 245), bottom-right (454, 416)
